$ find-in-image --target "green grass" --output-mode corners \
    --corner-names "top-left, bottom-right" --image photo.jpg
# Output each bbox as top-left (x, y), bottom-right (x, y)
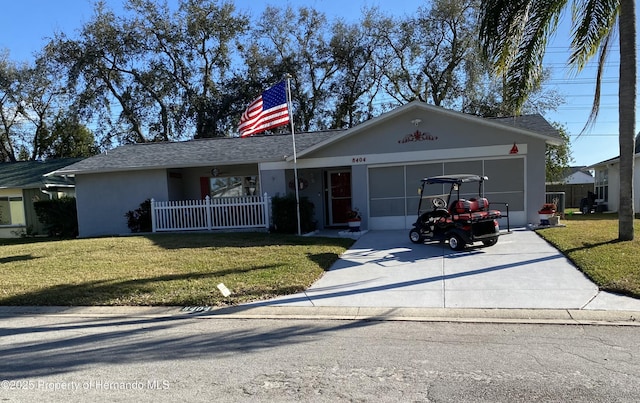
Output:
top-left (0, 232), bottom-right (354, 306)
top-left (537, 213), bottom-right (640, 298)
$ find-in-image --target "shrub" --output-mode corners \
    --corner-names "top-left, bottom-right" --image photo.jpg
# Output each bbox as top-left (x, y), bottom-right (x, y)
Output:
top-left (33, 197), bottom-right (78, 238)
top-left (125, 199), bottom-right (152, 233)
top-left (271, 194), bottom-right (316, 234)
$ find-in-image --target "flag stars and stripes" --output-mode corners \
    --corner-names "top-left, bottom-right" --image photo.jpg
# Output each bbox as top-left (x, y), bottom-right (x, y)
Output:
top-left (238, 81), bottom-right (290, 137)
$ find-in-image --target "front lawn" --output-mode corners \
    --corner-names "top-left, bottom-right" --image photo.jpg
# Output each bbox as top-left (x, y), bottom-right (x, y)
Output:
top-left (0, 233), bottom-right (354, 306)
top-left (536, 213), bottom-right (640, 298)
top-left (3, 218), bottom-right (638, 307)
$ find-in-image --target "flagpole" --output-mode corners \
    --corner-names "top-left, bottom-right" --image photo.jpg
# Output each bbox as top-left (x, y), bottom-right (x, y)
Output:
top-left (285, 74), bottom-right (302, 236)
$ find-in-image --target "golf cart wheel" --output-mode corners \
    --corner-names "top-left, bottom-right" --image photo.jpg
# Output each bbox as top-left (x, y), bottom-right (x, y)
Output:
top-left (448, 234), bottom-right (465, 251)
top-left (482, 238), bottom-right (498, 247)
top-left (409, 229), bottom-right (424, 244)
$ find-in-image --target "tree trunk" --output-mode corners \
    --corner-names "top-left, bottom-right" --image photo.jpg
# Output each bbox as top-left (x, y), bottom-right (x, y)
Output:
top-left (618, 0), bottom-right (637, 241)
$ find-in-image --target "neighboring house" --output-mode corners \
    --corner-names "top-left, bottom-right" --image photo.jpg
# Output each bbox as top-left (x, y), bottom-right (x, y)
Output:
top-left (588, 133), bottom-right (640, 213)
top-left (546, 166), bottom-right (595, 208)
top-left (0, 158), bottom-right (81, 237)
top-left (49, 101), bottom-right (562, 238)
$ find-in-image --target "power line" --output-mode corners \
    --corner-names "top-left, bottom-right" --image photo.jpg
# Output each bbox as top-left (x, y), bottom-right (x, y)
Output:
top-left (543, 79), bottom-right (619, 85)
top-left (555, 93), bottom-right (618, 97)
top-left (567, 133), bottom-right (618, 137)
top-left (559, 121), bottom-right (620, 125)
top-left (556, 105), bottom-right (618, 109)
top-left (544, 46), bottom-right (620, 51)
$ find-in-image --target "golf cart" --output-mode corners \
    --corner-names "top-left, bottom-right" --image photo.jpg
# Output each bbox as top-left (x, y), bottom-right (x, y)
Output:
top-left (409, 174), bottom-right (503, 250)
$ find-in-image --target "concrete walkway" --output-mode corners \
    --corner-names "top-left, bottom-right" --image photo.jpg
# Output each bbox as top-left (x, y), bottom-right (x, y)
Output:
top-left (249, 228), bottom-right (640, 311)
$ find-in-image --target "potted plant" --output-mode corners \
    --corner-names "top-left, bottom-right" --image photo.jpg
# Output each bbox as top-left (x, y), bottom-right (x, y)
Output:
top-left (346, 208), bottom-right (361, 232)
top-left (538, 203), bottom-right (557, 226)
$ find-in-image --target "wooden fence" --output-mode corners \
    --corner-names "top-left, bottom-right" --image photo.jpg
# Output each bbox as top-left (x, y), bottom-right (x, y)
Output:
top-left (151, 194), bottom-right (270, 232)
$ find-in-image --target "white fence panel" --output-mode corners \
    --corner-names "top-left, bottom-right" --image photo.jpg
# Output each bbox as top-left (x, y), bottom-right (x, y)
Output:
top-left (151, 194), bottom-right (270, 232)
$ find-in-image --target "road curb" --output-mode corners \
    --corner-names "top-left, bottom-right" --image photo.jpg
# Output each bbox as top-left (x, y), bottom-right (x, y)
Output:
top-left (0, 305), bottom-right (638, 326)
top-left (200, 306), bottom-right (640, 326)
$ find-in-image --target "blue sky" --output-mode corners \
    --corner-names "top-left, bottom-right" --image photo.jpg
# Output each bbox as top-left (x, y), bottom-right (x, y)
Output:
top-left (0, 0), bottom-right (635, 167)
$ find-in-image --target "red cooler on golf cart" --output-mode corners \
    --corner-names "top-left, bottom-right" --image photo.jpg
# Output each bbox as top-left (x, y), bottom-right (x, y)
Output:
top-left (409, 174), bottom-right (504, 250)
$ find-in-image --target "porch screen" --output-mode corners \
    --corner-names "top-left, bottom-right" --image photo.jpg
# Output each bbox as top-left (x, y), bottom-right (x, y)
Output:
top-left (369, 166), bottom-right (405, 217)
top-left (483, 158), bottom-right (525, 210)
top-left (405, 163), bottom-right (443, 215)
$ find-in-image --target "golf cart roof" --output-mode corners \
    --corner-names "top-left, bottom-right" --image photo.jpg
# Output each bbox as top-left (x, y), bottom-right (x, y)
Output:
top-left (421, 174), bottom-right (488, 185)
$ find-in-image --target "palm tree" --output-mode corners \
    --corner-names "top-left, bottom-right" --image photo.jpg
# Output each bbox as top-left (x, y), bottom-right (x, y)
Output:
top-left (478, 0), bottom-right (636, 241)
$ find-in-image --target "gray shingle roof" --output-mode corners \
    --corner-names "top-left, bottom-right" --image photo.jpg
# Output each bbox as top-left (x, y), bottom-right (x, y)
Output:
top-left (564, 166), bottom-right (592, 177)
top-left (0, 158), bottom-right (82, 189)
top-left (489, 114), bottom-right (560, 139)
top-left (53, 131), bottom-right (343, 175)
top-left (50, 104), bottom-right (561, 176)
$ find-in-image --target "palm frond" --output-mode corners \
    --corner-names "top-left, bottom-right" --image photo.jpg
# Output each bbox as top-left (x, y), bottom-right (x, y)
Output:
top-left (569, 0), bottom-right (620, 133)
top-left (504, 0), bottom-right (567, 112)
top-left (479, 0), bottom-right (529, 73)
top-left (569, 0), bottom-right (620, 70)
top-left (583, 28), bottom-right (616, 132)
top-left (479, 0), bottom-right (568, 113)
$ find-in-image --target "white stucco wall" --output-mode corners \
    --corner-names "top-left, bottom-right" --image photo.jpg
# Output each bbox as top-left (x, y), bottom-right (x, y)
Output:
top-left (75, 170), bottom-right (169, 237)
top-left (260, 169), bottom-right (286, 199)
top-left (608, 164), bottom-right (620, 212)
top-left (351, 164), bottom-right (369, 230)
top-left (525, 140), bottom-right (548, 225)
top-left (592, 155), bottom-right (640, 213)
top-left (635, 160), bottom-right (640, 213)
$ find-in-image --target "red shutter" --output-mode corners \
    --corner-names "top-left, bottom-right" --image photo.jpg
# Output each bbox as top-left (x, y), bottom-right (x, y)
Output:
top-left (200, 177), bottom-right (210, 199)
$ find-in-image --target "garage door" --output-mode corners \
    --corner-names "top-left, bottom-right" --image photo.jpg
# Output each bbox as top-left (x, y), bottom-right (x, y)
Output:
top-left (368, 158), bottom-right (525, 229)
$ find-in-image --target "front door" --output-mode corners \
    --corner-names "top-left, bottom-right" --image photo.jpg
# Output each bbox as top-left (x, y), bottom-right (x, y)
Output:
top-left (328, 170), bottom-right (352, 225)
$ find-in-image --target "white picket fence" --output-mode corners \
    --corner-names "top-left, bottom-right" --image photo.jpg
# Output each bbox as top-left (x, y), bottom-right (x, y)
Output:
top-left (151, 194), bottom-right (271, 232)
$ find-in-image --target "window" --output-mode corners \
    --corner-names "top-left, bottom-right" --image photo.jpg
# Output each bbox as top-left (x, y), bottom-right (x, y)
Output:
top-left (595, 169), bottom-right (608, 202)
top-left (0, 196), bottom-right (25, 226)
top-left (210, 176), bottom-right (259, 197)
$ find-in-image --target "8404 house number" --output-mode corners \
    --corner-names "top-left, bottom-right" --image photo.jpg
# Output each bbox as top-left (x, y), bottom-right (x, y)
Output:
top-left (352, 157), bottom-right (366, 163)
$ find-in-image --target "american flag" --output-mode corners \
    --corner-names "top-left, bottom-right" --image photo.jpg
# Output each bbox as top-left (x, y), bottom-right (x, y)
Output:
top-left (238, 81), bottom-right (290, 137)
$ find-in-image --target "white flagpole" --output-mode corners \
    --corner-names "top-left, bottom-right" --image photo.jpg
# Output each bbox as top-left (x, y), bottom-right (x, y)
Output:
top-left (285, 74), bottom-right (302, 236)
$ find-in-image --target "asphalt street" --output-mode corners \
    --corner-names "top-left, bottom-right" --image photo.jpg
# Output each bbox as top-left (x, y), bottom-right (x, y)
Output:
top-left (0, 315), bottom-right (639, 402)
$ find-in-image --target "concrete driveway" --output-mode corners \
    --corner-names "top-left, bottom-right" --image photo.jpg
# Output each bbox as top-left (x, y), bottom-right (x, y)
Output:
top-left (253, 229), bottom-right (640, 310)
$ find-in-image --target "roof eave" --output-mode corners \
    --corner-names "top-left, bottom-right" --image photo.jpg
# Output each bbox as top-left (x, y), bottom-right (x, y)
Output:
top-left (588, 152), bottom-right (640, 169)
top-left (48, 157), bottom-right (285, 177)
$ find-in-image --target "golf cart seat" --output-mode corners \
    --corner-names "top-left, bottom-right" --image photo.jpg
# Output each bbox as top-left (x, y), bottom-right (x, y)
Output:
top-left (450, 198), bottom-right (502, 221)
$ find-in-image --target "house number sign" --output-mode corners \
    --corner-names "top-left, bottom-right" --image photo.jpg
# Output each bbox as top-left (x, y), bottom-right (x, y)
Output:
top-left (352, 157), bottom-right (367, 163)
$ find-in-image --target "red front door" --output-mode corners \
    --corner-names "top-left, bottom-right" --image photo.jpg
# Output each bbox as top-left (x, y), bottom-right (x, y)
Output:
top-left (329, 171), bottom-right (351, 225)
